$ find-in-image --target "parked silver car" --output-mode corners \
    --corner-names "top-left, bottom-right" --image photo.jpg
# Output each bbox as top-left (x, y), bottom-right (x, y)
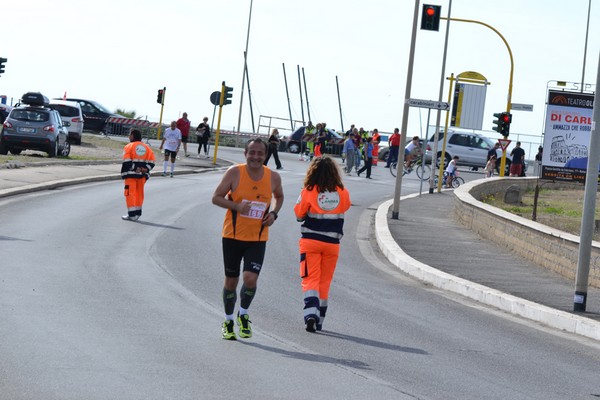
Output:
top-left (0, 92), bottom-right (71, 157)
top-left (425, 129), bottom-right (506, 171)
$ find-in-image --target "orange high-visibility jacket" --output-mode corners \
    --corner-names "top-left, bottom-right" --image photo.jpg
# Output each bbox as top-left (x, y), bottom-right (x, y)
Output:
top-left (294, 186), bottom-right (351, 244)
top-left (121, 141), bottom-right (155, 180)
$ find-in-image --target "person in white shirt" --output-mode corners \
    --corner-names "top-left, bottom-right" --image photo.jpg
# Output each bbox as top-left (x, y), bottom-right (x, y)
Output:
top-left (444, 155), bottom-right (459, 188)
top-left (159, 121), bottom-right (182, 177)
top-left (404, 136), bottom-right (421, 169)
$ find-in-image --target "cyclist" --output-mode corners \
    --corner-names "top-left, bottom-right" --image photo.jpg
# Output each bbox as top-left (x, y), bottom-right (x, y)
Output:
top-left (404, 136), bottom-right (421, 170)
top-left (445, 155), bottom-right (459, 188)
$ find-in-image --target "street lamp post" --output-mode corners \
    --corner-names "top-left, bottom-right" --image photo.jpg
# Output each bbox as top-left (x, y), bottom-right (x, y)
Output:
top-left (236, 0), bottom-right (253, 133)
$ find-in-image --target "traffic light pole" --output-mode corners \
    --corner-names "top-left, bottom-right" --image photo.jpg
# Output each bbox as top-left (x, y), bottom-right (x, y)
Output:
top-left (441, 17), bottom-right (514, 177)
top-left (156, 87), bottom-right (166, 140)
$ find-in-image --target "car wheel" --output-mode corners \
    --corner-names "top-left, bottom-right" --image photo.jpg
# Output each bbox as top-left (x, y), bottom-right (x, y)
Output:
top-left (0, 141), bottom-right (8, 155)
top-left (9, 148), bottom-right (22, 155)
top-left (47, 140), bottom-right (58, 158)
top-left (436, 153), bottom-right (451, 168)
top-left (59, 140), bottom-right (71, 157)
top-left (378, 148), bottom-right (389, 162)
top-left (287, 142), bottom-right (300, 154)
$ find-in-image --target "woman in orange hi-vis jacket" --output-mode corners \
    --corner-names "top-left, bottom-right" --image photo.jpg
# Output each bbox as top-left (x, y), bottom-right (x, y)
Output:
top-left (121, 129), bottom-right (155, 221)
top-left (294, 156), bottom-right (351, 332)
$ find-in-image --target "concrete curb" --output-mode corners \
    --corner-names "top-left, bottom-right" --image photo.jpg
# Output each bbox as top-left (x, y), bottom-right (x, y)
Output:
top-left (375, 195), bottom-right (600, 342)
top-left (0, 166), bottom-right (226, 200)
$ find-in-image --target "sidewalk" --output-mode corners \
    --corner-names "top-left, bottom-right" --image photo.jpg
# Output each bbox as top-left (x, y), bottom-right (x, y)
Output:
top-left (1, 160), bottom-right (599, 341)
top-left (0, 155), bottom-right (230, 199)
top-left (376, 191), bottom-right (600, 341)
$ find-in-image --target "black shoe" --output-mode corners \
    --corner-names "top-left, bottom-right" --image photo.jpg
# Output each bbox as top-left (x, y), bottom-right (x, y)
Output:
top-left (366, 176), bottom-right (372, 179)
top-left (357, 171), bottom-right (361, 177)
top-left (306, 317), bottom-right (316, 333)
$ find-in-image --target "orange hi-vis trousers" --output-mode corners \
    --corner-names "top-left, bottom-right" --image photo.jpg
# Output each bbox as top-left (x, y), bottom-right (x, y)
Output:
top-left (124, 178), bottom-right (146, 218)
top-left (299, 238), bottom-right (340, 324)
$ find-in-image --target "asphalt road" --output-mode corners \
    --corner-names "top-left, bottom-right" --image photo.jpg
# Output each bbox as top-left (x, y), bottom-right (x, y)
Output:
top-left (1, 148), bottom-right (599, 400)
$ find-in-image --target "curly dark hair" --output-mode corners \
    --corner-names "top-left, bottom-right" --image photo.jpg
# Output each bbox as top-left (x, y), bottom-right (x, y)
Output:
top-left (303, 156), bottom-right (344, 192)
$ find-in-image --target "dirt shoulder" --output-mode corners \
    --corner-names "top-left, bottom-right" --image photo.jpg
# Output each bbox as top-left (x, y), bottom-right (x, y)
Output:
top-left (0, 133), bottom-right (144, 168)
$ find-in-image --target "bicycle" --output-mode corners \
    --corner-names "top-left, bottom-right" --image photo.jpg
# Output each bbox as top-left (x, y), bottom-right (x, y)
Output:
top-left (433, 170), bottom-right (465, 188)
top-left (390, 156), bottom-right (431, 181)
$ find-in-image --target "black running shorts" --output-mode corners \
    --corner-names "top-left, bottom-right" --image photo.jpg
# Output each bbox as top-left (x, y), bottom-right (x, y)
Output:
top-left (222, 238), bottom-right (266, 278)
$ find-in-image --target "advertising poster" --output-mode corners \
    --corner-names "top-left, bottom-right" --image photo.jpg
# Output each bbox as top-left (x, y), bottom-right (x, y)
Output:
top-left (541, 90), bottom-right (594, 182)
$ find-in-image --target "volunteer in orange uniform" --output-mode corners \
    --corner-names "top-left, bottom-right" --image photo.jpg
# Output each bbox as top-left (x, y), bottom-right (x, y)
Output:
top-left (121, 129), bottom-right (155, 221)
top-left (371, 128), bottom-right (381, 166)
top-left (212, 138), bottom-right (284, 340)
top-left (294, 156), bottom-right (351, 332)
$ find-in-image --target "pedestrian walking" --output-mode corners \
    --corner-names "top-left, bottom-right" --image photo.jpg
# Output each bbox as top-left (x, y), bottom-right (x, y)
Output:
top-left (120, 129), bottom-right (155, 221)
top-left (176, 112), bottom-right (191, 157)
top-left (159, 121), bottom-right (181, 177)
top-left (196, 116), bottom-right (211, 158)
top-left (357, 137), bottom-right (374, 179)
top-left (264, 128), bottom-right (283, 169)
top-left (294, 156), bottom-right (351, 332)
top-left (212, 138), bottom-right (284, 340)
top-left (510, 141), bottom-right (526, 177)
top-left (342, 133), bottom-right (356, 175)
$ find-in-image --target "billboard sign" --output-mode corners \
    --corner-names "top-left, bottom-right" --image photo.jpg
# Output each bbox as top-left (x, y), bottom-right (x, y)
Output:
top-left (541, 90), bottom-right (594, 182)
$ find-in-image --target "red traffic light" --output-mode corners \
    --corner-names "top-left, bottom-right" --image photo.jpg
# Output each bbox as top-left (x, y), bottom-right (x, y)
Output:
top-left (501, 114), bottom-right (510, 123)
top-left (421, 4), bottom-right (441, 31)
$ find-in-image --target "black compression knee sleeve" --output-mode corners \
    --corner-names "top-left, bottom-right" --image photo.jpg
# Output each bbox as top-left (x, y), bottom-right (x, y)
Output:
top-left (240, 285), bottom-right (256, 310)
top-left (223, 288), bottom-right (237, 315)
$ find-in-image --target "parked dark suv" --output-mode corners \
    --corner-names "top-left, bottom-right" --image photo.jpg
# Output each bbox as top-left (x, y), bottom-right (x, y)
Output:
top-left (1, 92), bottom-right (71, 157)
top-left (62, 98), bottom-right (120, 133)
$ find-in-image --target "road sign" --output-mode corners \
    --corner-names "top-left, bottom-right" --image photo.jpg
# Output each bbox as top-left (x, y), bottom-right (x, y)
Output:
top-left (511, 103), bottom-right (533, 112)
top-left (498, 138), bottom-right (511, 151)
top-left (210, 91), bottom-right (221, 106)
top-left (407, 98), bottom-right (450, 110)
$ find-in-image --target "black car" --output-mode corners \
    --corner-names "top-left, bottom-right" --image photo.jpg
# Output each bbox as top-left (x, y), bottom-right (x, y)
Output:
top-left (61, 98), bottom-right (120, 133)
top-left (286, 126), bottom-right (345, 155)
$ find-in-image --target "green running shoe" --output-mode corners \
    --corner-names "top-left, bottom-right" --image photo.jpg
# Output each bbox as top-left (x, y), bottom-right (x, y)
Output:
top-left (237, 313), bottom-right (252, 338)
top-left (222, 320), bottom-right (237, 340)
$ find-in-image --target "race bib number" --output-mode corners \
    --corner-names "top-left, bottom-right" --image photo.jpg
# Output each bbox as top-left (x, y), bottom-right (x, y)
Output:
top-left (241, 200), bottom-right (267, 219)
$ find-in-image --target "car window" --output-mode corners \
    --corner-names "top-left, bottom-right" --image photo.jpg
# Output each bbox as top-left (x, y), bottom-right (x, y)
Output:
top-left (11, 109), bottom-right (49, 122)
top-left (470, 136), bottom-right (489, 149)
top-left (78, 101), bottom-right (96, 114)
top-left (52, 104), bottom-right (79, 117)
top-left (429, 131), bottom-right (445, 142)
top-left (449, 133), bottom-right (469, 146)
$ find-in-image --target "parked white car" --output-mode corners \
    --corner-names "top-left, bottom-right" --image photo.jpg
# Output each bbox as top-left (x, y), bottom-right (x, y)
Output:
top-left (50, 100), bottom-right (84, 144)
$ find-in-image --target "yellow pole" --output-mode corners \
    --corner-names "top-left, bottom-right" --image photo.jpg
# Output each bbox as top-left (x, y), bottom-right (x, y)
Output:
top-left (212, 82), bottom-right (226, 165)
top-left (156, 87), bottom-right (166, 140)
top-left (436, 73), bottom-right (455, 192)
top-left (441, 17), bottom-right (514, 176)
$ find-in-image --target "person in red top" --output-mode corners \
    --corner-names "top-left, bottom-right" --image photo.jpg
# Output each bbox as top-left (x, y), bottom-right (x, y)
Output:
top-left (294, 156), bottom-right (351, 332)
top-left (176, 112), bottom-right (191, 157)
top-left (386, 128), bottom-right (401, 168)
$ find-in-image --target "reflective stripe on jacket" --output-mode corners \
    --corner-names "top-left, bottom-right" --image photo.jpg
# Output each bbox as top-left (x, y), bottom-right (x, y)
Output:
top-left (294, 186), bottom-right (351, 244)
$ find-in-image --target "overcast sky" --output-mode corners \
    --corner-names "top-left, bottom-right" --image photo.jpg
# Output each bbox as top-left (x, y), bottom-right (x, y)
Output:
top-left (1, 0), bottom-right (598, 141)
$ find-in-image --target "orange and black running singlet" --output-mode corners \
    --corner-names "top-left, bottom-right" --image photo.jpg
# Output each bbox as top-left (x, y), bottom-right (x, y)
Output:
top-left (222, 164), bottom-right (272, 242)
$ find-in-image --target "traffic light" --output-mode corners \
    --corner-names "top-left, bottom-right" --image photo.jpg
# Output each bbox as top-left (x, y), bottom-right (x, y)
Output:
top-left (501, 112), bottom-right (512, 136)
top-left (421, 4), bottom-right (441, 31)
top-left (492, 112), bottom-right (503, 134)
top-left (492, 112), bottom-right (512, 136)
top-left (0, 57), bottom-right (7, 75)
top-left (222, 85), bottom-right (233, 106)
top-left (156, 89), bottom-right (164, 104)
